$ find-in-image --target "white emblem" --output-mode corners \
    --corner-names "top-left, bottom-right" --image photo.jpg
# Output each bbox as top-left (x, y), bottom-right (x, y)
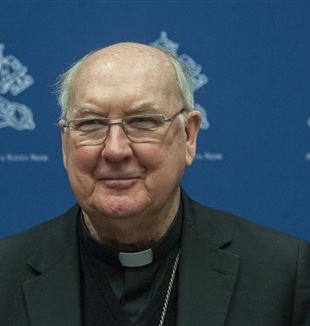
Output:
top-left (0, 96), bottom-right (35, 130)
top-left (307, 117), bottom-right (310, 128)
top-left (150, 32), bottom-right (209, 130)
top-left (0, 44), bottom-right (35, 130)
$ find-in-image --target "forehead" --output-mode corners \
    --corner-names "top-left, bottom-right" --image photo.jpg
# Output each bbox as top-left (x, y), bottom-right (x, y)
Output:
top-left (70, 45), bottom-right (182, 114)
top-left (77, 44), bottom-right (174, 77)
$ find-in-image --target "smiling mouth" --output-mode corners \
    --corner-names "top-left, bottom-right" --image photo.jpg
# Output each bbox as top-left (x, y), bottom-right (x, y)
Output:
top-left (101, 177), bottom-right (140, 189)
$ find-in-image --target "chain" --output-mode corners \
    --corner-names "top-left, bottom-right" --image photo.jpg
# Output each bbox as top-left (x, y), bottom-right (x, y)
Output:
top-left (158, 248), bottom-right (180, 326)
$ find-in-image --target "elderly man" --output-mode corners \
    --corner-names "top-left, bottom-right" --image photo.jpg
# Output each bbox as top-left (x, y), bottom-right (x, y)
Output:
top-left (0, 43), bottom-right (310, 326)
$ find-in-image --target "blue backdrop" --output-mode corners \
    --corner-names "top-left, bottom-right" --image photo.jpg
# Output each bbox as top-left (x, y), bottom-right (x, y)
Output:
top-left (1, 1), bottom-right (309, 241)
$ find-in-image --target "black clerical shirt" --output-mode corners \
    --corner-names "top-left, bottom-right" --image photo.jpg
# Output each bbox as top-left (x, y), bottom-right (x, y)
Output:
top-left (78, 202), bottom-right (182, 326)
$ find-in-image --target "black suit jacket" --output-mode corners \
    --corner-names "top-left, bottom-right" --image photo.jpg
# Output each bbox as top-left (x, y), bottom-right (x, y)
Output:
top-left (1, 192), bottom-right (310, 326)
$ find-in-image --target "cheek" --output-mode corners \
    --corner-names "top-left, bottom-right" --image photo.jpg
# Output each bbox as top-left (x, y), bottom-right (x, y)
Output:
top-left (134, 141), bottom-right (186, 177)
top-left (133, 144), bottom-right (166, 171)
top-left (67, 145), bottom-right (100, 173)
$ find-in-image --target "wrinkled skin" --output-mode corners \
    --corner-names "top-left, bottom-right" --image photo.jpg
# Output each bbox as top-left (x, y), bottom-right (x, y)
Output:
top-left (61, 43), bottom-right (201, 250)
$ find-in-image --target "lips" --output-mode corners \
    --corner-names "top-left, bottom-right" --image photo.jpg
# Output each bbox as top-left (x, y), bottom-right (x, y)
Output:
top-left (100, 176), bottom-right (140, 189)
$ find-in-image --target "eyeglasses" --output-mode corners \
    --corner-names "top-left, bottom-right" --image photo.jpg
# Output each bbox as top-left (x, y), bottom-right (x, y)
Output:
top-left (63, 108), bottom-right (186, 146)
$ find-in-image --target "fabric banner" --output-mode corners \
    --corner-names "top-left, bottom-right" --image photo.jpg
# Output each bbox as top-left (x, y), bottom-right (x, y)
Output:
top-left (0, 1), bottom-right (309, 241)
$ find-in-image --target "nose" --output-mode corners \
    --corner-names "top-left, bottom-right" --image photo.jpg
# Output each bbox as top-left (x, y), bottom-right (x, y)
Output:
top-left (101, 124), bottom-right (133, 162)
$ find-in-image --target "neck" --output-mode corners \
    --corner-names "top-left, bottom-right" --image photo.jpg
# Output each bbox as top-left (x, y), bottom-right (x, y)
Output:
top-left (82, 190), bottom-right (180, 252)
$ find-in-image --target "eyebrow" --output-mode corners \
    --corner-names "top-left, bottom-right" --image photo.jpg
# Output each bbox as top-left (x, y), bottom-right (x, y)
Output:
top-left (129, 103), bottom-right (163, 114)
top-left (73, 103), bottom-right (164, 117)
top-left (73, 107), bottom-right (104, 116)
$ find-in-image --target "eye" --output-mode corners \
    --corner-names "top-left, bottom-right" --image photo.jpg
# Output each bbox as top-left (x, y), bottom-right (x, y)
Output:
top-left (73, 119), bottom-right (108, 132)
top-left (126, 116), bottom-right (163, 130)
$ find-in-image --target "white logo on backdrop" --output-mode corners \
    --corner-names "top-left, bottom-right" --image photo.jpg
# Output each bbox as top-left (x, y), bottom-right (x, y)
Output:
top-left (0, 44), bottom-right (35, 130)
top-left (150, 32), bottom-right (209, 130)
top-left (307, 117), bottom-right (310, 128)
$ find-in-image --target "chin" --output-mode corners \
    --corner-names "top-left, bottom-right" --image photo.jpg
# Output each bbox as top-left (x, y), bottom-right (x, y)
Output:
top-left (92, 194), bottom-right (150, 220)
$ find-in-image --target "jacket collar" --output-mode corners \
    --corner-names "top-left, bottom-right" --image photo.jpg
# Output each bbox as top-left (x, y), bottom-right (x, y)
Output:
top-left (176, 191), bottom-right (240, 325)
top-left (23, 205), bottom-right (82, 326)
top-left (23, 192), bottom-right (240, 326)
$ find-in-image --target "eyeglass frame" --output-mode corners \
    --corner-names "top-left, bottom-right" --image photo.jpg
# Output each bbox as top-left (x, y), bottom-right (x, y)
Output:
top-left (61, 108), bottom-right (187, 145)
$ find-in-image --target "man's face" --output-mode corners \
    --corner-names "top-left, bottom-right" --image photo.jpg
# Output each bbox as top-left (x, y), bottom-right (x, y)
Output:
top-left (61, 45), bottom-right (200, 223)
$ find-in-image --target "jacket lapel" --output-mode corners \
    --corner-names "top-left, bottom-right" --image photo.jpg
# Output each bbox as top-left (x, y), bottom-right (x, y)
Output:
top-left (21, 195), bottom-right (239, 326)
top-left (22, 206), bottom-right (82, 326)
top-left (177, 194), bottom-right (240, 326)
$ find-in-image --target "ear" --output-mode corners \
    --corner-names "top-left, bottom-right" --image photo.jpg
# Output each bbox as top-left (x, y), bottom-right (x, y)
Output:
top-left (184, 111), bottom-right (201, 167)
top-left (59, 122), bottom-right (68, 170)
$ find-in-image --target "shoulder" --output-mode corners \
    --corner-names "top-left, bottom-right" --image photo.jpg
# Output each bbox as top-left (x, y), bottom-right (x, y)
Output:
top-left (182, 192), bottom-right (310, 259)
top-left (0, 204), bottom-right (80, 268)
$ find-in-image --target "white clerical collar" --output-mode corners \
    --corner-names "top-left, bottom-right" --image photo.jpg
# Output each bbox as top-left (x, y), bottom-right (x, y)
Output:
top-left (118, 248), bottom-right (153, 267)
top-left (80, 197), bottom-right (182, 268)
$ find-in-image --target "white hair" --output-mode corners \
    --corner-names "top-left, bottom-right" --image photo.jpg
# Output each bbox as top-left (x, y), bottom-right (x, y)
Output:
top-left (163, 51), bottom-right (195, 125)
top-left (56, 52), bottom-right (93, 120)
top-left (56, 46), bottom-right (195, 122)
